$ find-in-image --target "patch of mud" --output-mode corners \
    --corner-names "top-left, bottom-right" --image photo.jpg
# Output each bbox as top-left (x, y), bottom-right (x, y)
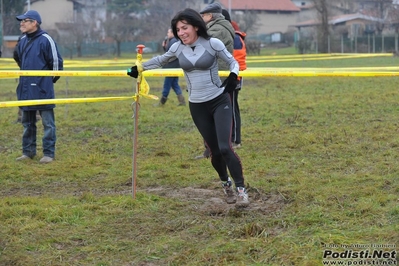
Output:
top-left (142, 186), bottom-right (288, 216)
top-left (2, 183), bottom-right (288, 216)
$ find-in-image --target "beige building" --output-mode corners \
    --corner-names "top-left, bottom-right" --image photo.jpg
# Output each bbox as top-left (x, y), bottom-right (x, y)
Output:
top-left (218, 0), bottom-right (301, 35)
top-left (28, 0), bottom-right (301, 37)
top-left (29, 0), bottom-right (75, 31)
top-left (25, 0), bottom-right (396, 36)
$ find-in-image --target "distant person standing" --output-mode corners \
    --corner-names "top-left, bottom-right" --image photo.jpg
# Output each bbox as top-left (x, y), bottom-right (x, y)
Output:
top-left (157, 28), bottom-right (186, 106)
top-left (14, 10), bottom-right (63, 163)
top-left (222, 9), bottom-right (247, 149)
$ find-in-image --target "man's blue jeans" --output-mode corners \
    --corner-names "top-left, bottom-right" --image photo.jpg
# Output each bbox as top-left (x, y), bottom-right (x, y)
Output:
top-left (162, 77), bottom-right (182, 98)
top-left (22, 109), bottom-right (56, 158)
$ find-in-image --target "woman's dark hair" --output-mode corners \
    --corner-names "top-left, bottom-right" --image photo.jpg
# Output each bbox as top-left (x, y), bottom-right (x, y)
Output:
top-left (171, 8), bottom-right (210, 42)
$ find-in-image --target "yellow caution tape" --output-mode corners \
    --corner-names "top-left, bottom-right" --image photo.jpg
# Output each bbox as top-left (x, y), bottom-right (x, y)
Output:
top-left (247, 53), bottom-right (393, 63)
top-left (141, 69), bottom-right (399, 77)
top-left (132, 55), bottom-right (158, 99)
top-left (1, 52), bottom-right (395, 76)
top-left (0, 96), bottom-right (133, 108)
top-left (0, 67), bottom-right (399, 79)
top-left (0, 70), bottom-right (127, 78)
top-left (2, 68), bottom-right (399, 79)
top-left (0, 94), bottom-right (158, 108)
top-left (239, 70), bottom-right (399, 77)
top-left (135, 57), bottom-right (148, 94)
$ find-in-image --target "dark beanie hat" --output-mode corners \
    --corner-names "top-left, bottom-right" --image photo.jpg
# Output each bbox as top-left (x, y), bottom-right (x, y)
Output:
top-left (200, 3), bottom-right (222, 14)
top-left (222, 9), bottom-right (231, 22)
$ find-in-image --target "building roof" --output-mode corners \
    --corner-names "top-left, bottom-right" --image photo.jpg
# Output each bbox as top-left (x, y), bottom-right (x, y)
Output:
top-left (329, 13), bottom-right (383, 25)
top-left (218, 0), bottom-right (300, 12)
top-left (26, 0), bottom-right (83, 7)
top-left (299, 4), bottom-right (314, 10)
top-left (293, 13), bottom-right (384, 28)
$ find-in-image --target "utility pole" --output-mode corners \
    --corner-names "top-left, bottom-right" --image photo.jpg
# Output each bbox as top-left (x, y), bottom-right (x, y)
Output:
top-left (27, 0), bottom-right (30, 10)
top-left (228, 0), bottom-right (231, 15)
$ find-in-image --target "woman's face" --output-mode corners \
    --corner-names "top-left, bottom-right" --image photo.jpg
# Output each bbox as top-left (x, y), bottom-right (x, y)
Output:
top-left (176, 20), bottom-right (198, 45)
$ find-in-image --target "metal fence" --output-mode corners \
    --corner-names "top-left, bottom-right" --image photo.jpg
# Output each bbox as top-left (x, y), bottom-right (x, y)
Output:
top-left (296, 34), bottom-right (399, 54)
top-left (4, 35), bottom-right (399, 58)
top-left (57, 41), bottom-right (161, 58)
top-left (246, 31), bottom-right (399, 54)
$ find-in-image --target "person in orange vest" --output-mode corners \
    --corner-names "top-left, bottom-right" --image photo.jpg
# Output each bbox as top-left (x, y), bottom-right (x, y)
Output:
top-left (222, 9), bottom-right (247, 149)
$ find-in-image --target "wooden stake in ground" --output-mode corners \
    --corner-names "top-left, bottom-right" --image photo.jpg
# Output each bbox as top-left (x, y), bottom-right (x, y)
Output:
top-left (132, 44), bottom-right (145, 199)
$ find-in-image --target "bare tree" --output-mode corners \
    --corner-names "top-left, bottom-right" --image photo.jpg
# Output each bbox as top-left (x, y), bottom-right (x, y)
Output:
top-left (312, 0), bottom-right (330, 53)
top-left (385, 0), bottom-right (399, 34)
top-left (2, 0), bottom-right (25, 35)
top-left (229, 10), bottom-right (262, 55)
top-left (369, 0), bottom-right (393, 34)
top-left (105, 0), bottom-right (146, 57)
top-left (142, 0), bottom-right (196, 42)
top-left (104, 0), bottom-right (201, 55)
top-left (57, 13), bottom-right (97, 58)
top-left (337, 0), bottom-right (357, 13)
top-left (232, 10), bottom-right (260, 35)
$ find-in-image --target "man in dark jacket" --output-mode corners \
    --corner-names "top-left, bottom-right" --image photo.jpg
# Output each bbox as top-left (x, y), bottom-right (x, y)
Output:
top-left (200, 2), bottom-right (235, 71)
top-left (14, 35), bottom-right (41, 123)
top-left (14, 10), bottom-right (63, 164)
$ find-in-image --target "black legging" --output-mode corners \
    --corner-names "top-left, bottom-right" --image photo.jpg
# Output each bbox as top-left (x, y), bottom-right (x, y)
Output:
top-left (189, 93), bottom-right (245, 188)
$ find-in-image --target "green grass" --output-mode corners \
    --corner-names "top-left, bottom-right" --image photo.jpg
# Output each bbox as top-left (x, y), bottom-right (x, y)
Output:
top-left (0, 52), bottom-right (398, 265)
top-left (261, 46), bottom-right (298, 55)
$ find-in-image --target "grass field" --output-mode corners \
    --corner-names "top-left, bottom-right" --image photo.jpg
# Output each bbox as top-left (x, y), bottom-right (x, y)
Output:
top-left (0, 50), bottom-right (398, 265)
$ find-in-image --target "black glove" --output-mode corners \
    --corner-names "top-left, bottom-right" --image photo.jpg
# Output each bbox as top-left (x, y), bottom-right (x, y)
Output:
top-left (127, 66), bottom-right (138, 78)
top-left (53, 76), bottom-right (60, 83)
top-left (221, 73), bottom-right (238, 94)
